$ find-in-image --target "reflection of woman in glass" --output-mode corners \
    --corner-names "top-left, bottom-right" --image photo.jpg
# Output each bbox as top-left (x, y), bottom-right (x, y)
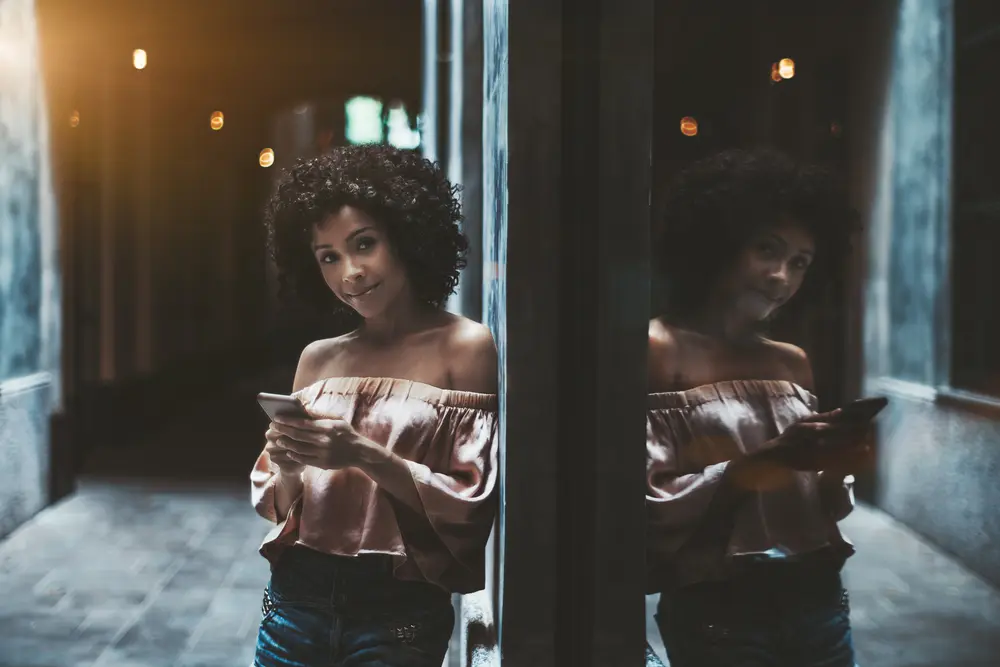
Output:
top-left (251, 144), bottom-right (498, 667)
top-left (646, 149), bottom-right (867, 667)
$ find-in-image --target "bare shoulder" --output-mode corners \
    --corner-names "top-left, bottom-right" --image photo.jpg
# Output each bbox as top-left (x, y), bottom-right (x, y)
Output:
top-left (759, 338), bottom-right (815, 391)
top-left (445, 316), bottom-right (498, 394)
top-left (292, 333), bottom-right (356, 392)
top-left (648, 318), bottom-right (680, 392)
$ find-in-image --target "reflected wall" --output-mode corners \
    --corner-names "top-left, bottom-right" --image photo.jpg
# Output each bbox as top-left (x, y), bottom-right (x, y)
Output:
top-left (858, 0), bottom-right (1000, 587)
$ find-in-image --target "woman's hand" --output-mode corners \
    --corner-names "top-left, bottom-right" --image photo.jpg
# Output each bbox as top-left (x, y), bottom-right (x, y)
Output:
top-left (268, 414), bottom-right (423, 512)
top-left (264, 428), bottom-right (306, 475)
top-left (268, 415), bottom-right (371, 471)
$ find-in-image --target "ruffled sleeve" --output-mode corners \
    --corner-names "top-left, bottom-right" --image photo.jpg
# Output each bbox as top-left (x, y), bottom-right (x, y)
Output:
top-left (393, 397), bottom-right (499, 593)
top-left (818, 472), bottom-right (856, 522)
top-left (646, 409), bottom-right (736, 560)
top-left (248, 381), bottom-right (326, 555)
top-left (250, 447), bottom-right (280, 523)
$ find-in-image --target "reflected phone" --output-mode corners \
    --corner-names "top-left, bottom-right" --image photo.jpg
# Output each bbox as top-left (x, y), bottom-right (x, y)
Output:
top-left (837, 396), bottom-right (889, 423)
top-left (257, 392), bottom-right (310, 422)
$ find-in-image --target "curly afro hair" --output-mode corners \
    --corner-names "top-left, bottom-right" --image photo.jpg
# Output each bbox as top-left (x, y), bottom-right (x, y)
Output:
top-left (653, 148), bottom-right (859, 318)
top-left (265, 144), bottom-right (468, 319)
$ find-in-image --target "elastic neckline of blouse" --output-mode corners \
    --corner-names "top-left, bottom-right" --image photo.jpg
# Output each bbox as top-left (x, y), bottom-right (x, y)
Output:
top-left (295, 376), bottom-right (498, 411)
top-left (647, 379), bottom-right (817, 410)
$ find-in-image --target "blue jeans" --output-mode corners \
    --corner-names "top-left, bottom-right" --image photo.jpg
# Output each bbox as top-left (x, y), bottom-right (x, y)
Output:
top-left (656, 566), bottom-right (856, 667)
top-left (254, 546), bottom-right (454, 667)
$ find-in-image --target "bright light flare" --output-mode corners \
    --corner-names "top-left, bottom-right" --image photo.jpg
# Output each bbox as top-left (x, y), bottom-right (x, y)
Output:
top-left (680, 116), bottom-right (698, 137)
top-left (778, 58), bottom-right (795, 79)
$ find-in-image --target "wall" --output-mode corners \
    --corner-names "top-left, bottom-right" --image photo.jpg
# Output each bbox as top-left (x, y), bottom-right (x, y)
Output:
top-left (0, 0), bottom-right (61, 540)
top-left (481, 0), bottom-right (508, 654)
top-left (858, 0), bottom-right (1000, 587)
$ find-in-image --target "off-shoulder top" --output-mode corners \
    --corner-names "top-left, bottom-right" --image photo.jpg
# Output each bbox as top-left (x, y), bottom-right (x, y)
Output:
top-left (250, 377), bottom-right (499, 594)
top-left (646, 379), bottom-right (855, 593)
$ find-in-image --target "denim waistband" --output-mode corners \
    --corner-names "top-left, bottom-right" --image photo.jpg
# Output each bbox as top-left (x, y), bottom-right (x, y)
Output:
top-left (673, 559), bottom-right (844, 605)
top-left (278, 545), bottom-right (396, 576)
top-left (270, 545), bottom-right (449, 609)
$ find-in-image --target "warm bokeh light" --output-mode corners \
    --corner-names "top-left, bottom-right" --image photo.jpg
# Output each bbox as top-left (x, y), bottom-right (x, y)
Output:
top-left (69, 110), bottom-right (80, 128)
top-left (770, 63), bottom-right (782, 82)
top-left (831, 121), bottom-right (843, 137)
top-left (680, 116), bottom-right (698, 137)
top-left (133, 49), bottom-right (147, 70)
top-left (778, 58), bottom-right (795, 79)
top-left (259, 148), bottom-right (275, 168)
top-left (210, 111), bottom-right (224, 131)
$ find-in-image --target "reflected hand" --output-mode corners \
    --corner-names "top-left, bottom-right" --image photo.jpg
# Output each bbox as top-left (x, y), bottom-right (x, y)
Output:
top-left (727, 410), bottom-right (874, 492)
top-left (767, 410), bottom-right (875, 473)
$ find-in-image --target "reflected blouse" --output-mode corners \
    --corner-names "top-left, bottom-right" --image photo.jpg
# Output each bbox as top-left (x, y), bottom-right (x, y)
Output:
top-left (646, 380), bottom-right (855, 593)
top-left (250, 377), bottom-right (498, 594)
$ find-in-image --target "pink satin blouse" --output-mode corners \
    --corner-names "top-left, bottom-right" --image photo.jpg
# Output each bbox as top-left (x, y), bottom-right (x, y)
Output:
top-left (250, 377), bottom-right (498, 594)
top-left (646, 379), bottom-right (855, 592)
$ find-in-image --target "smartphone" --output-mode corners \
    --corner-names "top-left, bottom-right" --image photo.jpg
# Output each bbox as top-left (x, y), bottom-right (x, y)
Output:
top-left (837, 396), bottom-right (889, 423)
top-left (257, 392), bottom-right (310, 421)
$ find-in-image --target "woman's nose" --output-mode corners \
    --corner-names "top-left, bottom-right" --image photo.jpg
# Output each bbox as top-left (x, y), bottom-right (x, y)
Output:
top-left (765, 261), bottom-right (790, 285)
top-left (343, 259), bottom-right (365, 281)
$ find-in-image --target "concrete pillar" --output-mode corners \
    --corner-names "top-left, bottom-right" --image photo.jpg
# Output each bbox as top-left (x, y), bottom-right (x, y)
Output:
top-left (484, 0), bottom-right (652, 663)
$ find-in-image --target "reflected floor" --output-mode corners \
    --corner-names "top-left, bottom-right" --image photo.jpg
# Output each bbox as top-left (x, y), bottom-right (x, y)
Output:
top-left (646, 504), bottom-right (1000, 666)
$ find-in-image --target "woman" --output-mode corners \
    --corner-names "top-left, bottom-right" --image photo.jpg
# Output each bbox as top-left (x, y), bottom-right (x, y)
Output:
top-left (646, 148), bottom-right (869, 667)
top-left (250, 145), bottom-right (498, 667)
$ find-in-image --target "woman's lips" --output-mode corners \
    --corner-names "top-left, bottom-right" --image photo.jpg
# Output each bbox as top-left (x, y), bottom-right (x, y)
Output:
top-left (346, 283), bottom-right (380, 299)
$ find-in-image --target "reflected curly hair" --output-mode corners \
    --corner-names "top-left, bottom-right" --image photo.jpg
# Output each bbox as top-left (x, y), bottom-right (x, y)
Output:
top-left (654, 148), bottom-right (859, 318)
top-left (265, 144), bottom-right (468, 319)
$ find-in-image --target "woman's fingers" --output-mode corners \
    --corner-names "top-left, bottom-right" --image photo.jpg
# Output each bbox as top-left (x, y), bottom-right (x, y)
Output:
top-left (797, 409), bottom-right (844, 424)
top-left (271, 421), bottom-right (327, 445)
top-left (265, 442), bottom-right (304, 469)
top-left (795, 420), bottom-right (872, 443)
top-left (274, 436), bottom-right (321, 457)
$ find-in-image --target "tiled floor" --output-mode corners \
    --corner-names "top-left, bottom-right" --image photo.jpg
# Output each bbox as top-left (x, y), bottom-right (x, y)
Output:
top-left (0, 480), bottom-right (271, 667)
top-left (0, 369), bottom-right (285, 667)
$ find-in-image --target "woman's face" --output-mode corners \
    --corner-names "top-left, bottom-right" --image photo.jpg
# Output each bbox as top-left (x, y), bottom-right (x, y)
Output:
top-left (311, 205), bottom-right (411, 319)
top-left (716, 220), bottom-right (816, 322)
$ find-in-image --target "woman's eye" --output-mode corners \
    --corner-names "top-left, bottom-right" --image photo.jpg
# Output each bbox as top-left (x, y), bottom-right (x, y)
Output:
top-left (356, 236), bottom-right (377, 251)
top-left (791, 256), bottom-right (811, 271)
top-left (318, 253), bottom-right (338, 264)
